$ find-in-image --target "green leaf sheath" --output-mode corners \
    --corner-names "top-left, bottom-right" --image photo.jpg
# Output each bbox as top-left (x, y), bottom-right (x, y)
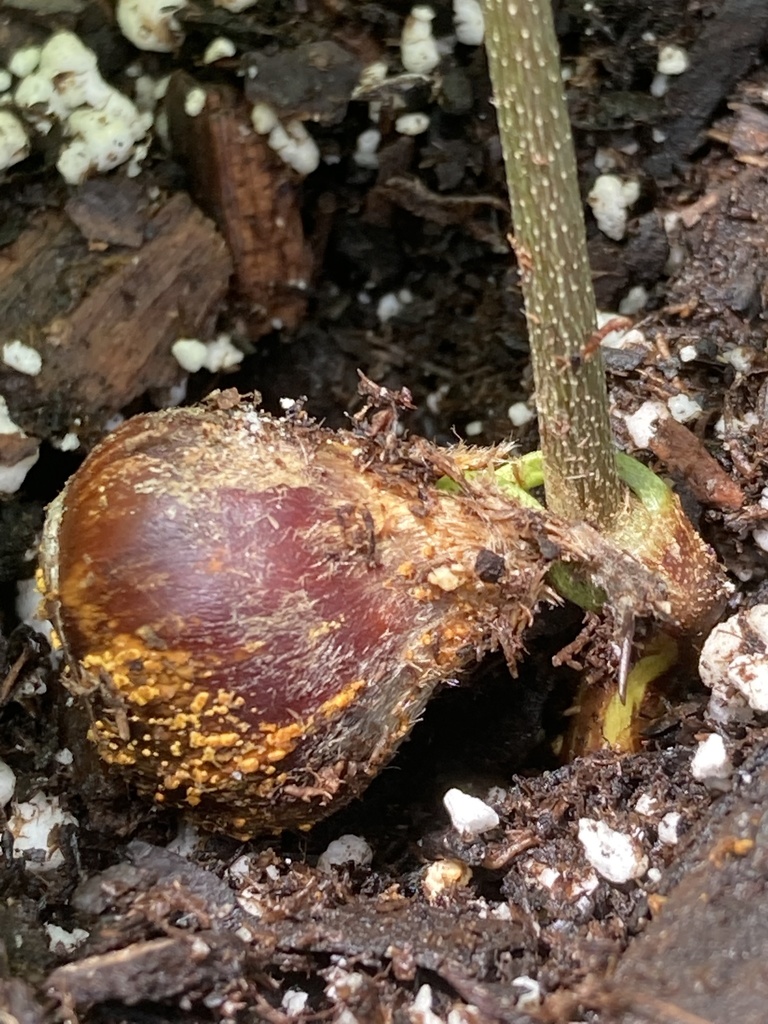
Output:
top-left (483, 0), bottom-right (623, 528)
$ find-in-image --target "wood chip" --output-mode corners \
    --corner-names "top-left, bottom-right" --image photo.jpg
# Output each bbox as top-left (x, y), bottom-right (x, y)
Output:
top-left (0, 192), bottom-right (232, 439)
top-left (166, 73), bottom-right (313, 337)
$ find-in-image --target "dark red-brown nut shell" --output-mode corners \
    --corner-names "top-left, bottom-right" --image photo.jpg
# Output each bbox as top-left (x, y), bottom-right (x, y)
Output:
top-left (39, 396), bottom-right (553, 837)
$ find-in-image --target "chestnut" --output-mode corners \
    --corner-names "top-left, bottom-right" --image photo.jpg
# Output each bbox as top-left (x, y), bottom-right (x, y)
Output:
top-left (39, 394), bottom-right (557, 837)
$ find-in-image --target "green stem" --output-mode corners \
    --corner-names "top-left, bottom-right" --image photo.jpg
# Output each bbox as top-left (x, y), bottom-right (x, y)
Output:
top-left (483, 0), bottom-right (623, 529)
top-left (601, 634), bottom-right (679, 750)
top-left (491, 452), bottom-right (673, 611)
top-left (438, 446), bottom-right (727, 636)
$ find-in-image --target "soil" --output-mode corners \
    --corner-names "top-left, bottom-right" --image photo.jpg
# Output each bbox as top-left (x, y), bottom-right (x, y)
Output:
top-left (2, 2), bottom-right (768, 1023)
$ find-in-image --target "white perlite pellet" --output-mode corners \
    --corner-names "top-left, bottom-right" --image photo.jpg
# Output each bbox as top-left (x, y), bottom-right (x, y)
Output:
top-left (443, 787), bottom-right (499, 838)
top-left (578, 818), bottom-right (648, 884)
top-left (690, 733), bottom-right (731, 782)
top-left (699, 605), bottom-right (768, 715)
top-left (317, 834), bottom-right (373, 872)
top-left (587, 175), bottom-right (640, 241)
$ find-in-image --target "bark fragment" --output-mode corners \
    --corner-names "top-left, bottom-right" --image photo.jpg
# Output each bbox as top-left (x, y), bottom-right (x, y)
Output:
top-left (644, 412), bottom-right (745, 512)
top-left (47, 932), bottom-right (249, 1007)
top-left (166, 74), bottom-right (312, 338)
top-left (0, 189), bottom-right (231, 440)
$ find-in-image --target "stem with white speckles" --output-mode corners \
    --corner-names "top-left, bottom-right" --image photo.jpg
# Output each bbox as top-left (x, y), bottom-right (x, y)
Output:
top-left (483, 0), bottom-right (622, 529)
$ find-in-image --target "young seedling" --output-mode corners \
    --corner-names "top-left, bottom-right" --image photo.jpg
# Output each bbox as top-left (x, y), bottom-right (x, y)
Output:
top-left (481, 0), bottom-right (729, 740)
top-left (483, 0), bottom-right (619, 528)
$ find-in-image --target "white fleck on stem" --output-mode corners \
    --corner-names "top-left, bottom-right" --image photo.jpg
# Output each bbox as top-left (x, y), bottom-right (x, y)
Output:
top-left (483, 0), bottom-right (623, 528)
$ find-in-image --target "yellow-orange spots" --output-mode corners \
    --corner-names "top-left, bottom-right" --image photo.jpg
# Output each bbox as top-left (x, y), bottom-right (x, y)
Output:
top-left (308, 620), bottom-right (343, 641)
top-left (161, 714), bottom-right (184, 732)
top-left (319, 677), bottom-right (365, 717)
top-left (162, 769), bottom-right (188, 790)
top-left (109, 750), bottom-right (137, 766)
top-left (131, 684), bottom-right (163, 706)
top-left (190, 691), bottom-right (209, 713)
top-left (441, 623), bottom-right (472, 643)
top-left (214, 689), bottom-right (237, 707)
top-left (235, 754), bottom-right (266, 774)
top-left (197, 731), bottom-right (241, 751)
top-left (241, 639), bottom-right (267, 654)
